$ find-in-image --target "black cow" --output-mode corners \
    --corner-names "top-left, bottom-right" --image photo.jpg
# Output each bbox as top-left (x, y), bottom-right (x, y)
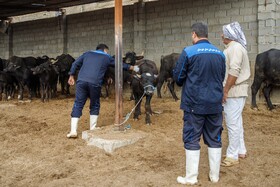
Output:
top-left (53, 54), bottom-right (75, 95)
top-left (131, 59), bottom-right (158, 125)
top-left (4, 56), bottom-right (39, 100)
top-left (0, 58), bottom-right (9, 71)
top-left (0, 71), bottom-right (16, 101)
top-left (102, 67), bottom-right (133, 99)
top-left (31, 61), bottom-right (59, 102)
top-left (157, 53), bottom-right (180, 101)
top-left (251, 49), bottom-right (280, 110)
top-left (0, 58), bottom-right (4, 71)
top-left (36, 55), bottom-right (50, 66)
top-left (123, 51), bottom-right (144, 65)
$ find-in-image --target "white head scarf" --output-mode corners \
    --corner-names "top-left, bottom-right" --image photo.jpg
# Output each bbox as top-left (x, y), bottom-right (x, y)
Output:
top-left (223, 22), bottom-right (247, 49)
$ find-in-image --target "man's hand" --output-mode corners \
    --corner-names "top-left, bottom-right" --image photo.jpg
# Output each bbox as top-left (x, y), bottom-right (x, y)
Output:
top-left (132, 65), bottom-right (139, 73)
top-left (223, 74), bottom-right (238, 104)
top-left (68, 75), bottom-right (75, 86)
top-left (223, 89), bottom-right (228, 104)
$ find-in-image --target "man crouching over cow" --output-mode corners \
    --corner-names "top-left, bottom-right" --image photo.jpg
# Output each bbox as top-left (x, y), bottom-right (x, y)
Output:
top-left (66, 44), bottom-right (139, 138)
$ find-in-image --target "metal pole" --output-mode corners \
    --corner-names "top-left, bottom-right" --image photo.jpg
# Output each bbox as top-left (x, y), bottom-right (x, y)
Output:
top-left (114, 0), bottom-right (124, 131)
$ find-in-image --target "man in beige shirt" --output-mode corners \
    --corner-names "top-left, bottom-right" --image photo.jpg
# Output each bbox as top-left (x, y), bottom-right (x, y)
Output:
top-left (221, 22), bottom-right (251, 167)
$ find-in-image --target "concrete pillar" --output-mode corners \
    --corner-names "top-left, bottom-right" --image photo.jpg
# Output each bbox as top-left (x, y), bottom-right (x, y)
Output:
top-left (133, 0), bottom-right (146, 54)
top-left (257, 0), bottom-right (280, 53)
top-left (257, 0), bottom-right (280, 104)
top-left (8, 24), bottom-right (13, 57)
top-left (61, 9), bottom-right (68, 54)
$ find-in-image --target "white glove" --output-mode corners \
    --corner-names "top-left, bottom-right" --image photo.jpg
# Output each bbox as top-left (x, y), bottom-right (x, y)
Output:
top-left (132, 65), bottom-right (139, 73)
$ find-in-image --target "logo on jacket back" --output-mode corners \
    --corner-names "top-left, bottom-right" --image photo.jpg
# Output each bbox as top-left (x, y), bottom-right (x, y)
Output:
top-left (197, 48), bottom-right (221, 53)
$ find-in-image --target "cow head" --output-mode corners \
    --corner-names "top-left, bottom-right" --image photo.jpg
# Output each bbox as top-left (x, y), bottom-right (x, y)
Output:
top-left (4, 63), bottom-right (20, 73)
top-left (31, 61), bottom-right (58, 75)
top-left (31, 66), bottom-right (44, 75)
top-left (124, 51), bottom-right (144, 65)
top-left (136, 72), bottom-right (157, 95)
top-left (36, 55), bottom-right (49, 65)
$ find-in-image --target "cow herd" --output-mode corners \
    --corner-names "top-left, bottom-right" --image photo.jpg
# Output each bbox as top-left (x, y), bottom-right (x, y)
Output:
top-left (0, 54), bottom-right (75, 102)
top-left (0, 48), bottom-right (280, 116)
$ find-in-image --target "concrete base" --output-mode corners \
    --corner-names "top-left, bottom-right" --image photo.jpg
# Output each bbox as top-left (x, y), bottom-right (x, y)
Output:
top-left (82, 126), bottom-right (146, 154)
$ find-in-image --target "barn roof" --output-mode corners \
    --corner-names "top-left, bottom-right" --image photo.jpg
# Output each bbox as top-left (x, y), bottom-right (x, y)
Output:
top-left (0, 0), bottom-right (108, 20)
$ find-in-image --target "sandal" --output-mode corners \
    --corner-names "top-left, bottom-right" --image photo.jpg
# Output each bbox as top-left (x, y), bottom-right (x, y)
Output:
top-left (221, 157), bottom-right (239, 167)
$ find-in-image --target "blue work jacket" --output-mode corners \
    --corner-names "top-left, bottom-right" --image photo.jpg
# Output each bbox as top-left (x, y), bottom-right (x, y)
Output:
top-left (69, 50), bottom-right (131, 87)
top-left (173, 40), bottom-right (226, 114)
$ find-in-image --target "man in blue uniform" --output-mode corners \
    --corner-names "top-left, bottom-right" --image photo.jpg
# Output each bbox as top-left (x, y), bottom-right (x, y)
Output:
top-left (173, 23), bottom-right (225, 184)
top-left (67, 44), bottom-right (139, 138)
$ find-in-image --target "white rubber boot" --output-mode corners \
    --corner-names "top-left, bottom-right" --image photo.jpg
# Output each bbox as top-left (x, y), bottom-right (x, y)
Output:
top-left (208, 147), bottom-right (222, 183)
top-left (177, 149), bottom-right (200, 185)
top-left (66, 118), bottom-right (79, 138)
top-left (90, 115), bottom-right (98, 130)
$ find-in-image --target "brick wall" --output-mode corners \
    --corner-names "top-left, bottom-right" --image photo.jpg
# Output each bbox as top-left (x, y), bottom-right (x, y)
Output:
top-left (144, 0), bottom-right (258, 65)
top-left (67, 6), bottom-right (134, 58)
top-left (0, 32), bottom-right (9, 58)
top-left (0, 0), bottom-right (279, 104)
top-left (258, 0), bottom-right (280, 53)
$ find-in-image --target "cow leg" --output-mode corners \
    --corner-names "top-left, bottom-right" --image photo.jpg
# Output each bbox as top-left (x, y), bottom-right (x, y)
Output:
top-left (167, 80), bottom-right (179, 101)
top-left (66, 82), bottom-right (70, 95)
top-left (157, 79), bottom-right (164, 98)
top-left (60, 76), bottom-right (65, 95)
top-left (40, 83), bottom-right (45, 102)
top-left (129, 91), bottom-right (135, 101)
top-left (2, 84), bottom-right (7, 101)
top-left (105, 84), bottom-right (110, 99)
top-left (0, 85), bottom-right (2, 101)
top-left (263, 85), bottom-right (274, 110)
top-left (145, 95), bottom-right (153, 125)
top-left (18, 83), bottom-right (24, 100)
top-left (133, 94), bottom-right (142, 120)
top-left (46, 85), bottom-right (50, 102)
top-left (251, 78), bottom-right (263, 110)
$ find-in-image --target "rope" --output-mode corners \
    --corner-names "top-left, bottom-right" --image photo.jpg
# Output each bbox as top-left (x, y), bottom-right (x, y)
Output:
top-left (114, 85), bottom-right (155, 127)
top-left (114, 91), bottom-right (146, 127)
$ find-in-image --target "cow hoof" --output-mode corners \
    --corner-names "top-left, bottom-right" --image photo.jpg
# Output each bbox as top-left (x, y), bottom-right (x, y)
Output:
top-left (146, 123), bottom-right (152, 126)
top-left (133, 118), bottom-right (139, 121)
top-left (251, 107), bottom-right (259, 111)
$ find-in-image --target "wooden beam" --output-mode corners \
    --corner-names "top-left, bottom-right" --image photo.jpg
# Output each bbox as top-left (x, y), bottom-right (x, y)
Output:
top-left (114, 0), bottom-right (124, 131)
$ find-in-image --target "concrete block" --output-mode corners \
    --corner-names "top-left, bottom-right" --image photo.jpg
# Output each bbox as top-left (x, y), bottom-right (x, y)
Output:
top-left (218, 17), bottom-right (231, 25)
top-left (240, 7), bottom-right (253, 15)
top-left (214, 10), bottom-right (227, 18)
top-left (245, 0), bottom-right (257, 8)
top-left (258, 27), bottom-right (275, 35)
top-left (244, 15), bottom-right (257, 22)
top-left (82, 126), bottom-right (147, 154)
top-left (220, 3), bottom-right (232, 10)
top-left (230, 15), bottom-right (244, 23)
top-left (208, 18), bottom-right (219, 25)
top-left (172, 28), bottom-right (182, 34)
top-left (231, 1), bottom-right (244, 8)
top-left (204, 11), bottom-right (215, 18)
top-left (226, 9), bottom-right (239, 16)
top-left (265, 19), bottom-right (276, 27)
top-left (258, 12), bottom-right (273, 20)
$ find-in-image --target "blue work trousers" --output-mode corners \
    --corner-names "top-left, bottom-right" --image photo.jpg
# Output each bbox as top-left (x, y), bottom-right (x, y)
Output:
top-left (71, 80), bottom-right (101, 118)
top-left (183, 111), bottom-right (223, 150)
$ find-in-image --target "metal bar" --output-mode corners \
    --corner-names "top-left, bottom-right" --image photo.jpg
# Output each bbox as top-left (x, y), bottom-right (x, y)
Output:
top-left (114, 0), bottom-right (124, 131)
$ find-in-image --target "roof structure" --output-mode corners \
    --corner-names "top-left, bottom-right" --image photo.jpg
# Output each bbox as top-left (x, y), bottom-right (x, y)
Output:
top-left (0, 0), bottom-right (108, 20)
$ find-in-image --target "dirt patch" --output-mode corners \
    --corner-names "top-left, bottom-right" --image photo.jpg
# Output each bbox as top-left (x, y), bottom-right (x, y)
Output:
top-left (0, 96), bottom-right (279, 187)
